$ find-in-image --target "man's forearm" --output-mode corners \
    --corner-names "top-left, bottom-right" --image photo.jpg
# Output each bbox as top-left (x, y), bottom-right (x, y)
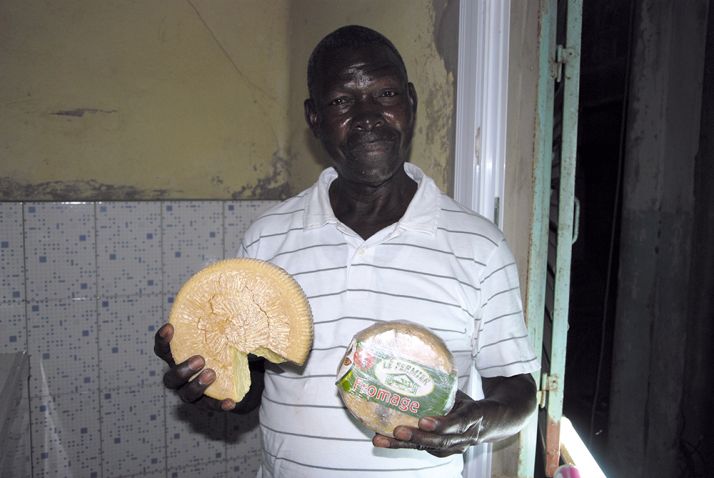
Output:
top-left (478, 373), bottom-right (537, 443)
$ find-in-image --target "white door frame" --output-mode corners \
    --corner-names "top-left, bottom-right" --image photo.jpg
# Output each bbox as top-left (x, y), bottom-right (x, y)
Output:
top-left (455, 2), bottom-right (512, 476)
top-left (454, 0), bottom-right (510, 228)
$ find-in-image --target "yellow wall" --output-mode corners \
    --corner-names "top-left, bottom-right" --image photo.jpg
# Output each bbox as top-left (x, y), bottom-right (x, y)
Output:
top-left (0, 0), bottom-right (455, 200)
top-left (491, 4), bottom-right (541, 476)
top-left (0, 0), bottom-right (296, 200)
top-left (504, 0), bottom-right (540, 294)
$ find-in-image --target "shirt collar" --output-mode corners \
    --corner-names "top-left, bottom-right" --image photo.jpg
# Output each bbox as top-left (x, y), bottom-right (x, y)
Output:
top-left (303, 163), bottom-right (439, 235)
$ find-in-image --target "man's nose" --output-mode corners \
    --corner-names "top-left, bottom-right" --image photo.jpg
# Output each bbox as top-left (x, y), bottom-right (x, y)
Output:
top-left (353, 103), bottom-right (384, 131)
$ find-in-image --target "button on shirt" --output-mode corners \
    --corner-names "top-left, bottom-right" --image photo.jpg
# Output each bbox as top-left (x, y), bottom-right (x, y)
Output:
top-left (239, 163), bottom-right (538, 478)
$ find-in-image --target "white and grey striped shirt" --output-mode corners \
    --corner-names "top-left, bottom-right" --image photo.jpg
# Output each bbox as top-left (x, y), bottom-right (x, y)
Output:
top-left (239, 163), bottom-right (538, 478)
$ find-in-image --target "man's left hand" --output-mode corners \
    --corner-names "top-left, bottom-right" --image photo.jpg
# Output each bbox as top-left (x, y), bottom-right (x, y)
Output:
top-left (372, 373), bottom-right (537, 457)
top-left (372, 390), bottom-right (484, 457)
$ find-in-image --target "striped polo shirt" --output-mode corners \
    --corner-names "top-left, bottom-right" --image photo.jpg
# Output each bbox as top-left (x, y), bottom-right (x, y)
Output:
top-left (239, 163), bottom-right (538, 478)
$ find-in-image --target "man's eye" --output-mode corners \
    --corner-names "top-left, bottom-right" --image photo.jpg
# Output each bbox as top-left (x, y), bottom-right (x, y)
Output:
top-left (381, 90), bottom-right (398, 97)
top-left (329, 97), bottom-right (349, 106)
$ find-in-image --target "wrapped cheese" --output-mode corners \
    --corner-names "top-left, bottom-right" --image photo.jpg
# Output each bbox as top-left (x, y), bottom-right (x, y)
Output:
top-left (336, 321), bottom-right (457, 436)
top-left (169, 258), bottom-right (313, 402)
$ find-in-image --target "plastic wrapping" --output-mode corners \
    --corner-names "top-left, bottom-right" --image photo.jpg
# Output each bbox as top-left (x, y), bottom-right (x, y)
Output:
top-left (0, 352), bottom-right (31, 477)
top-left (335, 321), bottom-right (457, 436)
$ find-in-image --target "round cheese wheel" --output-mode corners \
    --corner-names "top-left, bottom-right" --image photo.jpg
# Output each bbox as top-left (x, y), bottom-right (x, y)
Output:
top-left (336, 321), bottom-right (457, 437)
top-left (169, 258), bottom-right (313, 402)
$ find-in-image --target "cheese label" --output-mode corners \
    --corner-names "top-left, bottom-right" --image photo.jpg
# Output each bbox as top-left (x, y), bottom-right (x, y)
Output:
top-left (336, 339), bottom-right (457, 418)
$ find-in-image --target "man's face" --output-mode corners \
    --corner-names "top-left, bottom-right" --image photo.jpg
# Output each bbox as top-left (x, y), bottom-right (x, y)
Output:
top-left (305, 44), bottom-right (417, 187)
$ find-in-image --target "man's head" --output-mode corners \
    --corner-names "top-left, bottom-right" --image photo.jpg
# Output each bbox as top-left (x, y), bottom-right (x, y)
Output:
top-left (307, 26), bottom-right (408, 101)
top-left (304, 25), bottom-right (417, 188)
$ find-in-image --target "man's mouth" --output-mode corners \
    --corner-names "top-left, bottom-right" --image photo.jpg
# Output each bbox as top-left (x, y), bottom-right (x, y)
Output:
top-left (352, 140), bottom-right (394, 152)
top-left (346, 132), bottom-right (398, 154)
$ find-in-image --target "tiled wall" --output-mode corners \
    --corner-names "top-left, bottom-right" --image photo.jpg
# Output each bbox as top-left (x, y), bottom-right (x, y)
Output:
top-left (0, 200), bottom-right (277, 478)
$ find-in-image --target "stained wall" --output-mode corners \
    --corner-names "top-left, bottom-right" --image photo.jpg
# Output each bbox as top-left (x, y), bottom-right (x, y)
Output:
top-left (0, 0), bottom-right (455, 200)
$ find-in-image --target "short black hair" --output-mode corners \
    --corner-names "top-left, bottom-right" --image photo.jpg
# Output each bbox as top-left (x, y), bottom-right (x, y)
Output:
top-left (307, 25), bottom-right (408, 100)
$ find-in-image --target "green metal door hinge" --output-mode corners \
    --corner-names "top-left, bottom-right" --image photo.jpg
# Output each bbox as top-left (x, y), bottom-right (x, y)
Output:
top-left (538, 373), bottom-right (560, 408)
top-left (553, 45), bottom-right (577, 82)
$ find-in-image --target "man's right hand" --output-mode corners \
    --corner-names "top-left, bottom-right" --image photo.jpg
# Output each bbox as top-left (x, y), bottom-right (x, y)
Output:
top-left (154, 323), bottom-right (239, 411)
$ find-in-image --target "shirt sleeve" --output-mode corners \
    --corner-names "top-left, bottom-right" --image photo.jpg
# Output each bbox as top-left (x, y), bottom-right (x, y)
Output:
top-left (473, 238), bottom-right (539, 378)
top-left (237, 238), bottom-right (250, 258)
top-left (237, 222), bottom-right (260, 259)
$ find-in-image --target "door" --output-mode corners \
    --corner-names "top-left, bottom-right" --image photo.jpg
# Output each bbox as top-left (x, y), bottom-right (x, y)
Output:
top-left (522, 0), bottom-right (583, 476)
top-left (454, 1), bottom-right (582, 476)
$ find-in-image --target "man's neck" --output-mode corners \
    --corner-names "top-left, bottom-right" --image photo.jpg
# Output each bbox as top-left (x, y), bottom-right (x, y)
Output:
top-left (329, 167), bottom-right (418, 240)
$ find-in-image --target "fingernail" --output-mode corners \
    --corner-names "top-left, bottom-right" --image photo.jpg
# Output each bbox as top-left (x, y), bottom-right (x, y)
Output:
top-left (188, 356), bottom-right (204, 371)
top-left (197, 369), bottom-right (215, 386)
top-left (221, 399), bottom-right (236, 411)
top-left (373, 436), bottom-right (390, 448)
top-left (394, 427), bottom-right (412, 441)
top-left (159, 325), bottom-right (170, 337)
top-left (420, 417), bottom-right (437, 431)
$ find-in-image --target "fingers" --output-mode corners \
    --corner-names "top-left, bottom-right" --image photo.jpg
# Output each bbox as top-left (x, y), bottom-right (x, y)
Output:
top-left (195, 396), bottom-right (236, 412)
top-left (372, 392), bottom-right (485, 455)
top-left (393, 426), bottom-right (465, 451)
top-left (191, 395), bottom-right (230, 412)
top-left (220, 399), bottom-right (237, 411)
top-left (177, 367), bottom-right (216, 403)
top-left (163, 355), bottom-right (201, 389)
top-left (372, 428), bottom-right (444, 449)
top-left (372, 416), bottom-right (478, 454)
top-left (417, 413), bottom-right (471, 435)
top-left (416, 392), bottom-right (483, 435)
top-left (163, 356), bottom-right (221, 405)
top-left (155, 323), bottom-right (233, 411)
top-left (154, 323), bottom-right (174, 365)
top-left (372, 431), bottom-right (467, 456)
top-left (373, 434), bottom-right (403, 449)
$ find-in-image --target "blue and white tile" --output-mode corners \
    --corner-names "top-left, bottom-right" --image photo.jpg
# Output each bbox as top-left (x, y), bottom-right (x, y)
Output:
top-left (225, 409), bottom-right (261, 463)
top-left (122, 472), bottom-right (165, 478)
top-left (27, 299), bottom-right (98, 397)
top-left (98, 295), bottom-right (164, 391)
top-left (100, 385), bottom-right (165, 477)
top-left (0, 301), bottom-right (27, 354)
top-left (162, 202), bottom-right (224, 300)
top-left (24, 203), bottom-right (96, 302)
top-left (223, 200), bottom-right (278, 257)
top-left (123, 472), bottom-right (165, 478)
top-left (30, 390), bottom-right (101, 478)
top-left (165, 391), bottom-right (227, 470)
top-left (0, 202), bottom-right (26, 303)
top-left (227, 456), bottom-right (261, 478)
top-left (168, 459), bottom-right (227, 478)
top-left (97, 202), bottom-right (162, 298)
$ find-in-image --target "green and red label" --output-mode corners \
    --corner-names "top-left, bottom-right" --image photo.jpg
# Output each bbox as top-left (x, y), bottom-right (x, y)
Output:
top-left (336, 339), bottom-right (457, 417)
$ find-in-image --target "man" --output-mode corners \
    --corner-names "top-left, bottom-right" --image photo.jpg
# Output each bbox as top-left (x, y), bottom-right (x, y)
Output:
top-left (155, 25), bottom-right (538, 477)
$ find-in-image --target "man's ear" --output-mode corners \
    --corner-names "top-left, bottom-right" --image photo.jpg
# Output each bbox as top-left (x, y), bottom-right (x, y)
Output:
top-left (304, 98), bottom-right (320, 138)
top-left (407, 82), bottom-right (418, 116)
